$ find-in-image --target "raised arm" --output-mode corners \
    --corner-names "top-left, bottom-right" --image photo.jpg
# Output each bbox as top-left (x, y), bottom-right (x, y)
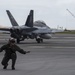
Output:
top-left (0, 45), bottom-right (6, 52)
top-left (15, 45), bottom-right (30, 54)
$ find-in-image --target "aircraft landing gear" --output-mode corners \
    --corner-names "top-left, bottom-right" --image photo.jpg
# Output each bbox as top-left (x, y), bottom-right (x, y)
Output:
top-left (40, 39), bottom-right (43, 43)
top-left (36, 38), bottom-right (43, 43)
top-left (16, 39), bottom-right (20, 43)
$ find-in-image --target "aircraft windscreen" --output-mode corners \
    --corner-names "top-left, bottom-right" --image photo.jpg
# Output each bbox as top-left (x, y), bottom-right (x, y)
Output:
top-left (34, 20), bottom-right (47, 27)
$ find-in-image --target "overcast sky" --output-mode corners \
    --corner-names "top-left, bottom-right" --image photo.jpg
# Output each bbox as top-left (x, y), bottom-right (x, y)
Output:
top-left (0, 0), bottom-right (75, 30)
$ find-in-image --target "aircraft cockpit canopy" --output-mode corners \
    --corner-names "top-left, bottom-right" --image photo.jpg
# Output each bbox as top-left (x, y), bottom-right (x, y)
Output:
top-left (34, 20), bottom-right (47, 27)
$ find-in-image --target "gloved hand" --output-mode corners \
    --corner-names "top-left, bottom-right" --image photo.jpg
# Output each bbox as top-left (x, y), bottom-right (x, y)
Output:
top-left (26, 51), bottom-right (30, 53)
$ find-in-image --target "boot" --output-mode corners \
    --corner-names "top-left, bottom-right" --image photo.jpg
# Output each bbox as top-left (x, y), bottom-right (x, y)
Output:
top-left (12, 67), bottom-right (15, 70)
top-left (3, 64), bottom-right (8, 69)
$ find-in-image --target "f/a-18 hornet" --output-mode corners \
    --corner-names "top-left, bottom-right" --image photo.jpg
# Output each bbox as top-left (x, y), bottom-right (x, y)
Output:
top-left (0, 10), bottom-right (63, 43)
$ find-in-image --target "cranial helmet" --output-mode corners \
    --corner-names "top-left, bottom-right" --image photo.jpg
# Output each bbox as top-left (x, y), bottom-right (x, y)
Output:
top-left (9, 38), bottom-right (15, 43)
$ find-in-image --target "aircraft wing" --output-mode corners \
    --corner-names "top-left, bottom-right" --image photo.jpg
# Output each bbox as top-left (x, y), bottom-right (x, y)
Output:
top-left (0, 27), bottom-right (10, 31)
top-left (0, 27), bottom-right (10, 34)
top-left (32, 29), bottom-right (52, 34)
top-left (51, 28), bottom-right (64, 33)
top-left (32, 27), bottom-right (64, 34)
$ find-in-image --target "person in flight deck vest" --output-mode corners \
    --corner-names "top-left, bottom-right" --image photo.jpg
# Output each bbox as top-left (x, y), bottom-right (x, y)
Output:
top-left (0, 38), bottom-right (30, 70)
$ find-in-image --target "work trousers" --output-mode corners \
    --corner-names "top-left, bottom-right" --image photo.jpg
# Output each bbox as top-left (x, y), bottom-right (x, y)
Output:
top-left (1, 53), bottom-right (17, 68)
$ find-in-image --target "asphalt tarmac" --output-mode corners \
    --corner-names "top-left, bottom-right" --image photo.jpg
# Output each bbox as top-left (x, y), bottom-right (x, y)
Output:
top-left (0, 34), bottom-right (75, 75)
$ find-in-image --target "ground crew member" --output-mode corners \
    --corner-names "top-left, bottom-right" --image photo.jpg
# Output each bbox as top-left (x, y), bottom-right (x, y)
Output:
top-left (0, 38), bottom-right (30, 70)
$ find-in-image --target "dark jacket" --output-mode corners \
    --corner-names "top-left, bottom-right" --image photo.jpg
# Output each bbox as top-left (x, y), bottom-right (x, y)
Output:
top-left (0, 44), bottom-right (26, 56)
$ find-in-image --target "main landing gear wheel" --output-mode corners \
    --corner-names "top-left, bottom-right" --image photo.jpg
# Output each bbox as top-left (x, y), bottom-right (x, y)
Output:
top-left (17, 39), bottom-right (20, 43)
top-left (36, 38), bottom-right (43, 43)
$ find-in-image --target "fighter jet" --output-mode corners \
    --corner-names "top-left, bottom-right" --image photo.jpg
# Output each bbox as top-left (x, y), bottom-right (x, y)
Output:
top-left (0, 10), bottom-right (63, 43)
top-left (0, 10), bottom-right (38, 43)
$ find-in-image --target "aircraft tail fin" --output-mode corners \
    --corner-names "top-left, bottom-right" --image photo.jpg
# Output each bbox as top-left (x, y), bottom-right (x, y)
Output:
top-left (25, 10), bottom-right (33, 27)
top-left (6, 10), bottom-right (19, 26)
